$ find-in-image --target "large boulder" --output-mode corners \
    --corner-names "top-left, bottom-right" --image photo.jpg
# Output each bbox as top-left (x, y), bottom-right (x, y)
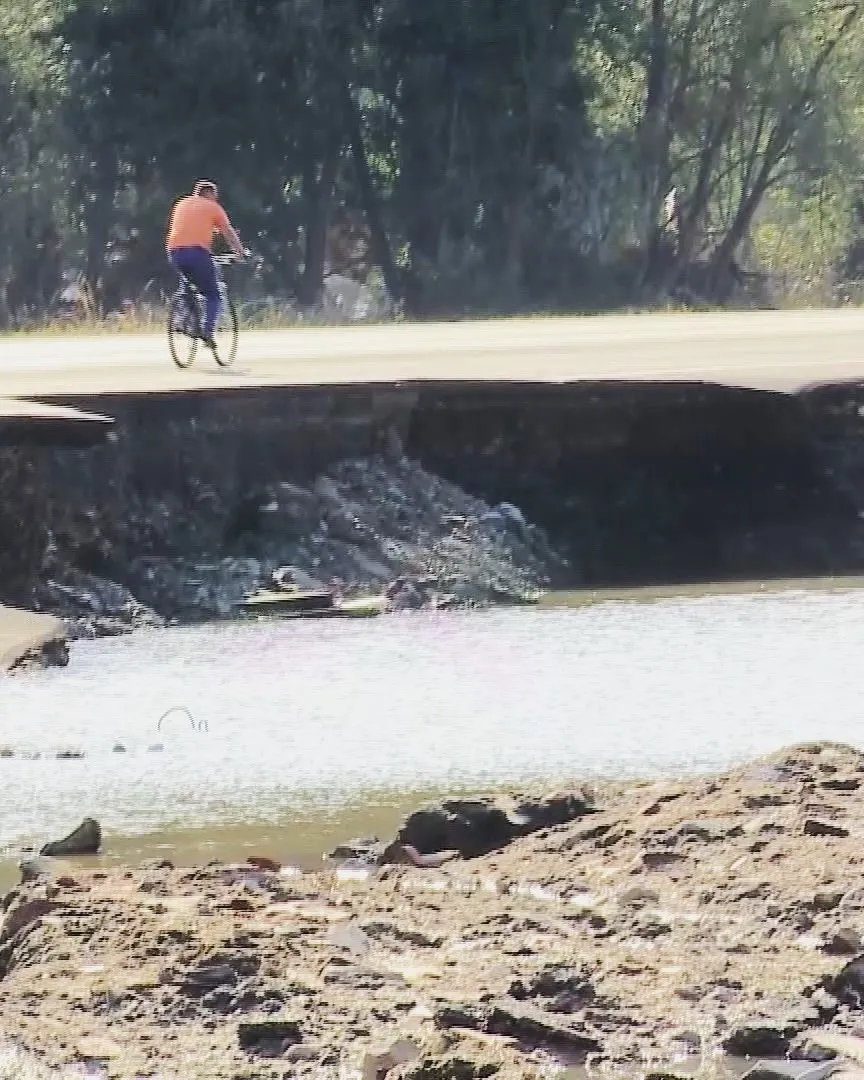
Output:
top-left (40, 817), bottom-right (102, 857)
top-left (397, 791), bottom-right (595, 859)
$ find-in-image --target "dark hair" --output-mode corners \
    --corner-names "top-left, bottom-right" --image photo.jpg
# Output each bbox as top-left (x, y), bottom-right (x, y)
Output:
top-left (193, 180), bottom-right (218, 198)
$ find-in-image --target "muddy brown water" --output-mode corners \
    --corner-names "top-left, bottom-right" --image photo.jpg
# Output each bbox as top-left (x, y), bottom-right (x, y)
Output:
top-left (2, 578), bottom-right (864, 891)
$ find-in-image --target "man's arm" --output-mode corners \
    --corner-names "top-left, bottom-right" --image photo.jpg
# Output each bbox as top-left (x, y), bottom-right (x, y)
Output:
top-left (165, 202), bottom-right (177, 252)
top-left (215, 205), bottom-right (244, 257)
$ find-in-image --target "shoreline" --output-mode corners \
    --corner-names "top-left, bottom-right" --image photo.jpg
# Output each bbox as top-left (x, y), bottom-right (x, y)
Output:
top-left (4, 451), bottom-right (569, 672)
top-left (0, 605), bottom-right (67, 673)
top-left (3, 742), bottom-right (864, 1079)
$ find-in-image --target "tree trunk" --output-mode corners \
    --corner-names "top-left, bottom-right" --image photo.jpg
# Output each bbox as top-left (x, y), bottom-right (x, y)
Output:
top-left (339, 80), bottom-right (403, 304)
top-left (297, 144), bottom-right (338, 307)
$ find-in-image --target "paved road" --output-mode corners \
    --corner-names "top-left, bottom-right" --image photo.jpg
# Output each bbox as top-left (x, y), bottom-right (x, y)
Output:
top-left (0, 309), bottom-right (862, 399)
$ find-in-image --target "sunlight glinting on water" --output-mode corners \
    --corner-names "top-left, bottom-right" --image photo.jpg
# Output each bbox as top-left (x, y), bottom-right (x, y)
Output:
top-left (1, 589), bottom-right (862, 849)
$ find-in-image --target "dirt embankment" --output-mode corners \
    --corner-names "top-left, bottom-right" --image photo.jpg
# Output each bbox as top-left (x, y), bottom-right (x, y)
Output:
top-left (4, 743), bottom-right (864, 1079)
top-left (8, 377), bottom-right (864, 656)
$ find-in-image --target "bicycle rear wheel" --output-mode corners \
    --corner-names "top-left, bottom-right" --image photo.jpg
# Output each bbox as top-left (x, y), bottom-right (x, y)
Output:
top-left (212, 295), bottom-right (238, 368)
top-left (167, 289), bottom-right (198, 369)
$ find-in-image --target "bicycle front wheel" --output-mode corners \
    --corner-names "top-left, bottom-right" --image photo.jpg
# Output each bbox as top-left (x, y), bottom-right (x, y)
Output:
top-left (167, 289), bottom-right (198, 369)
top-left (213, 296), bottom-right (238, 368)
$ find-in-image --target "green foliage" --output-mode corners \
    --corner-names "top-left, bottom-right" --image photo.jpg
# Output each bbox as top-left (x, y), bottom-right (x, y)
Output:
top-left (0, 0), bottom-right (859, 323)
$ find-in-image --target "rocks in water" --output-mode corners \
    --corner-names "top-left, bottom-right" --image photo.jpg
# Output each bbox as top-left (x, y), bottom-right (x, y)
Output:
top-left (271, 565), bottom-right (326, 592)
top-left (32, 455), bottom-right (569, 635)
top-left (128, 556), bottom-right (265, 620)
top-left (329, 837), bottom-right (385, 863)
top-left (397, 791), bottom-right (594, 859)
top-left (333, 792), bottom-right (594, 867)
top-left (40, 817), bottom-right (102, 857)
top-left (382, 843), bottom-right (460, 869)
top-left (38, 571), bottom-right (163, 641)
top-left (223, 491), bottom-right (280, 547)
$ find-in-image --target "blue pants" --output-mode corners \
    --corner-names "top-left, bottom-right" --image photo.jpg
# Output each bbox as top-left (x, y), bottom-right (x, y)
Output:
top-left (169, 246), bottom-right (220, 337)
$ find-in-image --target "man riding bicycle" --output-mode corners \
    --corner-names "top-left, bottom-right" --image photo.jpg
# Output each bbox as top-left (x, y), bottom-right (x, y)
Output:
top-left (166, 180), bottom-right (244, 350)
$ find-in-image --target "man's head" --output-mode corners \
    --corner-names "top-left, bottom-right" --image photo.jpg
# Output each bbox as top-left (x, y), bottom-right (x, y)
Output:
top-left (193, 180), bottom-right (218, 201)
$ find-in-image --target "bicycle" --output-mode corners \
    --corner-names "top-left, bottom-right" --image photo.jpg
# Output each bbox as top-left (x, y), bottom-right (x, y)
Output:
top-left (167, 253), bottom-right (241, 369)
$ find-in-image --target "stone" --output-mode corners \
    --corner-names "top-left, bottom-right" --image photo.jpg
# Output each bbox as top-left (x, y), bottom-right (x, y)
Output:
top-left (140, 859), bottom-right (174, 871)
top-left (327, 921), bottom-right (373, 957)
top-left (804, 820), bottom-right (850, 839)
top-left (740, 1062), bottom-right (838, 1080)
top-left (509, 965), bottom-right (594, 1011)
top-left (271, 564), bottom-right (328, 592)
top-left (724, 1024), bottom-right (795, 1058)
top-left (807, 1032), bottom-right (864, 1066)
top-left (18, 858), bottom-right (49, 884)
top-left (362, 1038), bottom-right (421, 1079)
top-left (285, 1044), bottom-right (319, 1062)
top-left (435, 1003), bottom-right (601, 1059)
top-left (40, 817), bottom-right (102, 857)
top-left (381, 843), bottom-right (460, 868)
top-left (0, 897), bottom-right (60, 946)
top-left (807, 988), bottom-right (840, 1019)
top-left (618, 886), bottom-right (661, 908)
top-left (675, 820), bottom-right (721, 842)
top-left (179, 964), bottom-right (238, 996)
top-left (398, 791), bottom-right (594, 859)
top-left (395, 1059), bottom-right (499, 1080)
top-left (790, 1035), bottom-right (840, 1063)
top-left (246, 856), bottom-right (280, 872)
top-left (821, 777), bottom-right (860, 792)
top-left (829, 957), bottom-right (864, 1004)
top-left (823, 928), bottom-right (863, 956)
top-left (640, 850), bottom-right (687, 871)
top-left (237, 1020), bottom-right (302, 1051)
top-left (813, 890), bottom-right (845, 912)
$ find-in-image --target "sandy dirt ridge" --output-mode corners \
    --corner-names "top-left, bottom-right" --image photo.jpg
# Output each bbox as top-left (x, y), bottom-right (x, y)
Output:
top-left (4, 743), bottom-right (864, 1078)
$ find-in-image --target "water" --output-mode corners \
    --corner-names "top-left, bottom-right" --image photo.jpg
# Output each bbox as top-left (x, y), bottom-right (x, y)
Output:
top-left (3, 583), bottom-right (864, 859)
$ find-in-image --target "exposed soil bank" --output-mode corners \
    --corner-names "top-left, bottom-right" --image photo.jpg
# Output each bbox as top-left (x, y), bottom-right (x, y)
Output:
top-left (1, 377), bottom-right (864, 643)
top-left (0, 604), bottom-right (67, 672)
top-left (4, 742), bottom-right (864, 1079)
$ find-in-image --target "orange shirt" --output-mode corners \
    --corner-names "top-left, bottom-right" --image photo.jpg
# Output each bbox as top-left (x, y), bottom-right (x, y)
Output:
top-left (166, 195), bottom-right (230, 251)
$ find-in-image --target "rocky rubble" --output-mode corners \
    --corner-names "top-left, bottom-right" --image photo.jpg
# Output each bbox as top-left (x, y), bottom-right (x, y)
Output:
top-left (30, 455), bottom-right (568, 635)
top-left (5, 744), bottom-right (864, 1078)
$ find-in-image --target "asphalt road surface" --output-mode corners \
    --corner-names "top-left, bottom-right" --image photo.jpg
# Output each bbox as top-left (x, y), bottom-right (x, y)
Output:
top-left (0, 309), bottom-right (861, 399)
